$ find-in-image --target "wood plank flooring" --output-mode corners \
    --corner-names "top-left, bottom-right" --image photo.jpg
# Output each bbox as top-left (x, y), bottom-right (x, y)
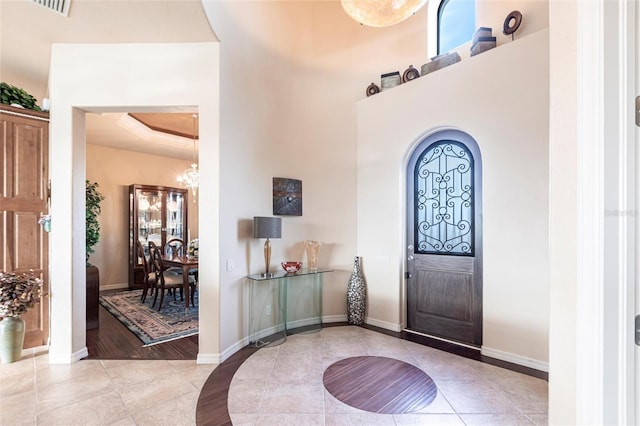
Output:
top-left (85, 304), bottom-right (198, 360)
top-left (323, 356), bottom-right (437, 414)
top-left (195, 346), bottom-right (258, 426)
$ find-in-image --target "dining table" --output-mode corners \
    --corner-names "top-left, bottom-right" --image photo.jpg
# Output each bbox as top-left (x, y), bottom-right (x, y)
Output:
top-left (161, 254), bottom-right (199, 309)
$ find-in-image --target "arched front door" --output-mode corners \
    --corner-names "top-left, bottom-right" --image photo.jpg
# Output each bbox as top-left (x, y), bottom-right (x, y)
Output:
top-left (406, 129), bottom-right (482, 346)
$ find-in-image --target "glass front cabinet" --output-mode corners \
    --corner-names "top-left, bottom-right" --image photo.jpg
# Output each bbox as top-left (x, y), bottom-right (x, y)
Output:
top-left (128, 184), bottom-right (188, 289)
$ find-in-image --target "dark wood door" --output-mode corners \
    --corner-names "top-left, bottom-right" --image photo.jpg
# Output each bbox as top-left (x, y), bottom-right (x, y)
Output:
top-left (0, 105), bottom-right (50, 348)
top-left (406, 132), bottom-right (482, 347)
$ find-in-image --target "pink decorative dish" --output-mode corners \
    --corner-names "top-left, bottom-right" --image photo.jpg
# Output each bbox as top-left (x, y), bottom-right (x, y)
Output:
top-left (281, 261), bottom-right (301, 274)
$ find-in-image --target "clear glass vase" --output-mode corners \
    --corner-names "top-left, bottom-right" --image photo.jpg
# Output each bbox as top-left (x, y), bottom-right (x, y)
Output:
top-left (304, 240), bottom-right (322, 271)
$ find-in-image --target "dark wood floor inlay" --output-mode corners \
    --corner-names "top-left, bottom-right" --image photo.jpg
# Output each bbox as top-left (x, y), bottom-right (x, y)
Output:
top-left (323, 356), bottom-right (437, 414)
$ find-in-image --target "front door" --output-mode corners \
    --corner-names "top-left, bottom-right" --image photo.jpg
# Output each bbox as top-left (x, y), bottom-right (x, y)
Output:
top-left (406, 130), bottom-right (482, 346)
top-left (0, 105), bottom-right (50, 348)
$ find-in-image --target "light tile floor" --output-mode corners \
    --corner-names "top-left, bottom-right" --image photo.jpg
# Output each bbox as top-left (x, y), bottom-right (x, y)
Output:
top-left (229, 326), bottom-right (548, 426)
top-left (0, 354), bottom-right (217, 425)
top-left (0, 326), bottom-right (548, 426)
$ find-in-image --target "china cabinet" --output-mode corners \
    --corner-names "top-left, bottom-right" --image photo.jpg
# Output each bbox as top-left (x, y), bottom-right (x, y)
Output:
top-left (128, 184), bottom-right (188, 289)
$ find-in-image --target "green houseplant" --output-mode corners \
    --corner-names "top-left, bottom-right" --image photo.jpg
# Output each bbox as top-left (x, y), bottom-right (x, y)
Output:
top-left (0, 82), bottom-right (42, 111)
top-left (85, 181), bottom-right (104, 329)
top-left (86, 180), bottom-right (105, 264)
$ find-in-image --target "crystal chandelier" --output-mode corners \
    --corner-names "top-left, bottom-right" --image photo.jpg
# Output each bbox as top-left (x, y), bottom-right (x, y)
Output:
top-left (177, 114), bottom-right (199, 202)
top-left (341, 0), bottom-right (427, 27)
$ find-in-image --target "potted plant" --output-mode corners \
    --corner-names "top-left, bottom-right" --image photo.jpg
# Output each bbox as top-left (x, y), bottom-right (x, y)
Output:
top-left (86, 180), bottom-right (104, 329)
top-left (0, 271), bottom-right (43, 363)
top-left (0, 82), bottom-right (42, 111)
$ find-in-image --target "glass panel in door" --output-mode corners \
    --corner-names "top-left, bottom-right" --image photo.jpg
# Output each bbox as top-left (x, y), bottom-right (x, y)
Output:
top-left (165, 191), bottom-right (185, 240)
top-left (137, 189), bottom-right (163, 254)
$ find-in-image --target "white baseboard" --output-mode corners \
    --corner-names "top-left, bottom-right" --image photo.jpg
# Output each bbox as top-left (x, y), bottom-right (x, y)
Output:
top-left (365, 317), bottom-right (402, 332)
top-left (250, 324), bottom-right (285, 343)
top-left (287, 318), bottom-right (322, 330)
top-left (21, 344), bottom-right (49, 358)
top-left (197, 336), bottom-right (252, 365)
top-left (220, 338), bottom-right (248, 363)
top-left (48, 347), bottom-right (89, 364)
top-left (481, 346), bottom-right (549, 373)
top-left (322, 314), bottom-right (347, 323)
top-left (196, 353), bottom-right (221, 364)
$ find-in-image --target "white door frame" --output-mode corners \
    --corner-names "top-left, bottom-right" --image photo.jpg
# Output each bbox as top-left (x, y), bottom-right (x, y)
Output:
top-left (575, 0), bottom-right (637, 423)
top-left (635, 2), bottom-right (639, 423)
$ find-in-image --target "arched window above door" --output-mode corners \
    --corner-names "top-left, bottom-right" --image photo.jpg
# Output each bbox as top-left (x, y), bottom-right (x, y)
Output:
top-left (429, 0), bottom-right (476, 56)
top-left (414, 140), bottom-right (475, 255)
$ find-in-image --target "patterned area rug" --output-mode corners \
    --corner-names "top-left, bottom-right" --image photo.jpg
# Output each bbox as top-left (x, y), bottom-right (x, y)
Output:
top-left (99, 289), bottom-right (198, 346)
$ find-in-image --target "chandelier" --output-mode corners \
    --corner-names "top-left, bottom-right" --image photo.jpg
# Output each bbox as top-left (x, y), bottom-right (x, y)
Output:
top-left (177, 114), bottom-right (199, 202)
top-left (341, 0), bottom-right (427, 27)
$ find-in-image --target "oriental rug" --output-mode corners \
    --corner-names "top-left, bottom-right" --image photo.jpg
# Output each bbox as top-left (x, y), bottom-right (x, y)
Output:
top-left (99, 289), bottom-right (198, 346)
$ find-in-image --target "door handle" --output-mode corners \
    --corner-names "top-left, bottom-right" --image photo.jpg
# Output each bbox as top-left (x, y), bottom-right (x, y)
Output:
top-left (636, 96), bottom-right (639, 127)
top-left (636, 315), bottom-right (640, 346)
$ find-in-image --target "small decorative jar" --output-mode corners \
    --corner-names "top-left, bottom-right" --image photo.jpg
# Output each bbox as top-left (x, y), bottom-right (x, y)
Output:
top-left (366, 82), bottom-right (380, 97)
top-left (380, 71), bottom-right (401, 91)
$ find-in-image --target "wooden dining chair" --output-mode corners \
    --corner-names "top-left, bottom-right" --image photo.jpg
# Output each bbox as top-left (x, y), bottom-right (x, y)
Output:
top-left (165, 237), bottom-right (199, 289)
top-left (137, 240), bottom-right (156, 303)
top-left (164, 238), bottom-right (186, 256)
top-left (163, 238), bottom-right (186, 275)
top-left (149, 241), bottom-right (196, 311)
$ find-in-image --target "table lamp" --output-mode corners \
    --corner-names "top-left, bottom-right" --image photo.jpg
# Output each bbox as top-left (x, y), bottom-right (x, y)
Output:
top-left (253, 216), bottom-right (282, 277)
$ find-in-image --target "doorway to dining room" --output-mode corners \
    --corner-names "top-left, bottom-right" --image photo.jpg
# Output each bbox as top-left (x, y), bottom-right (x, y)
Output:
top-left (84, 109), bottom-right (201, 360)
top-left (46, 41), bottom-right (219, 367)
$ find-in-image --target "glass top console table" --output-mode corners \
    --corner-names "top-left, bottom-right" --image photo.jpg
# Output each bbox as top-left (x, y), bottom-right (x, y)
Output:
top-left (247, 268), bottom-right (333, 348)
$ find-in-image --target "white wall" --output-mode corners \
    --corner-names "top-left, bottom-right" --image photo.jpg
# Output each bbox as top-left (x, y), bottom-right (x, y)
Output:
top-left (357, 30), bottom-right (550, 367)
top-left (548, 1), bottom-right (577, 422)
top-left (48, 42), bottom-right (219, 363)
top-left (201, 0), bottom-right (550, 364)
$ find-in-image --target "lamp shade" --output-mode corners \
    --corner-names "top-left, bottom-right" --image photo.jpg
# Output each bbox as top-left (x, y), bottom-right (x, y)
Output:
top-left (253, 216), bottom-right (282, 239)
top-left (341, 0), bottom-right (427, 27)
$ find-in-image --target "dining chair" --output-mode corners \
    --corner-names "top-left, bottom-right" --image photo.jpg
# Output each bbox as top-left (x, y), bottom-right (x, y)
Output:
top-left (164, 238), bottom-right (186, 256)
top-left (163, 238), bottom-right (186, 275)
top-left (136, 240), bottom-right (156, 303)
top-left (165, 237), bottom-right (199, 288)
top-left (149, 241), bottom-right (196, 311)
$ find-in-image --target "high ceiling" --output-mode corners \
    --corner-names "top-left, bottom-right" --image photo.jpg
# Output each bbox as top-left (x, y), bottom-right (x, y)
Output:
top-left (0, 0), bottom-right (217, 160)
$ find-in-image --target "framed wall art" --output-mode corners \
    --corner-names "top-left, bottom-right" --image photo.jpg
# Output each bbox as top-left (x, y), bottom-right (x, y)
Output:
top-left (273, 177), bottom-right (302, 216)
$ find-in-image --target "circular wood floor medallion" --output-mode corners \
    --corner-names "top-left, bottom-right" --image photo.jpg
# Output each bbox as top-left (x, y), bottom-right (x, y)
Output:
top-left (323, 356), bottom-right (437, 414)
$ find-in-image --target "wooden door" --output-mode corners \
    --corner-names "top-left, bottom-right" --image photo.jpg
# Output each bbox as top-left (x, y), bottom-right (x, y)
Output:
top-left (406, 131), bottom-right (482, 347)
top-left (0, 105), bottom-right (49, 348)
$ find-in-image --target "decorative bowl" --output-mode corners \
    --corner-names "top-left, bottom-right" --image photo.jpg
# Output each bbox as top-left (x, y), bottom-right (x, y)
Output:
top-left (281, 261), bottom-right (301, 274)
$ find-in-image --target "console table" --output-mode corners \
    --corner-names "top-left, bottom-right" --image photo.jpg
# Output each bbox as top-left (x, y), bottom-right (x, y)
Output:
top-left (247, 268), bottom-right (333, 347)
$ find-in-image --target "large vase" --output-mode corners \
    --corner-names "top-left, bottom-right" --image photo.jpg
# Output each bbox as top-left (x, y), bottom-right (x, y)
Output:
top-left (347, 256), bottom-right (366, 325)
top-left (86, 265), bottom-right (100, 330)
top-left (0, 316), bottom-right (25, 364)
